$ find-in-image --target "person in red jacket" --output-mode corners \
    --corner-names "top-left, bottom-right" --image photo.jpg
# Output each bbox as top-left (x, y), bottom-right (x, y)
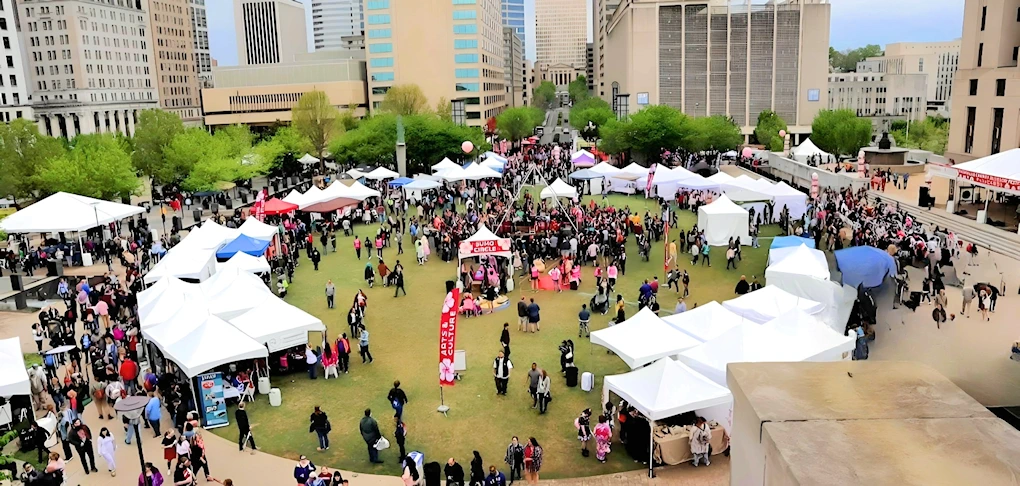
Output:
top-left (119, 357), bottom-right (139, 395)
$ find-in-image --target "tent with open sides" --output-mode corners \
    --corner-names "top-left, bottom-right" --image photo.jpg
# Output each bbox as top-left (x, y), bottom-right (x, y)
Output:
top-left (143, 311), bottom-right (269, 378)
top-left (402, 179), bottom-right (442, 191)
top-left (483, 152), bottom-right (508, 164)
top-left (540, 179), bottom-right (578, 199)
top-left (697, 195), bottom-right (751, 246)
top-left (138, 278), bottom-right (209, 327)
top-left (364, 167), bottom-right (400, 180)
top-left (300, 182), bottom-right (360, 212)
top-left (432, 157), bottom-right (461, 172)
top-left (258, 198), bottom-right (298, 216)
top-left (461, 162), bottom-right (503, 180)
top-left (0, 192), bottom-right (145, 234)
top-left (215, 234), bottom-right (271, 259)
top-left (770, 235), bottom-right (815, 250)
top-left (0, 337), bottom-right (31, 397)
top-left (298, 153), bottom-right (320, 165)
top-left (282, 190), bottom-right (304, 206)
top-left (790, 138), bottom-right (832, 163)
top-left (834, 246), bottom-right (898, 289)
top-left (590, 162), bottom-right (622, 176)
top-left (346, 180), bottom-right (382, 199)
top-left (237, 217), bottom-right (279, 241)
top-left (216, 251), bottom-right (271, 274)
top-left (590, 308), bottom-right (701, 369)
top-left (227, 299), bottom-right (326, 352)
top-left (458, 225), bottom-right (512, 260)
top-left (661, 301), bottom-right (745, 343)
top-left (722, 285), bottom-right (825, 324)
top-left (388, 177), bottom-right (415, 188)
top-left (571, 150), bottom-right (596, 167)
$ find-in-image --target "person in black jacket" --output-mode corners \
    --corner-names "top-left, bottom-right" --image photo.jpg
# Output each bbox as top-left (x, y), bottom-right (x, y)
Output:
top-left (235, 402), bottom-right (256, 453)
top-left (69, 419), bottom-right (98, 474)
top-left (310, 406), bottom-right (330, 451)
top-left (394, 418), bottom-right (407, 463)
top-left (444, 457), bottom-right (465, 486)
top-left (359, 409), bottom-right (383, 464)
top-left (469, 451), bottom-right (485, 486)
top-left (387, 381), bottom-right (408, 420)
top-left (28, 422), bottom-right (50, 463)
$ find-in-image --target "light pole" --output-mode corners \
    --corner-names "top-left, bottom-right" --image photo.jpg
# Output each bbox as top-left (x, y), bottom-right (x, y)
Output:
top-left (114, 396), bottom-right (150, 486)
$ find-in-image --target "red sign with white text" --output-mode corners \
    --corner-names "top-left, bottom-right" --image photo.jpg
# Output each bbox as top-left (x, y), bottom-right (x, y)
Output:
top-left (956, 168), bottom-right (1020, 193)
top-left (458, 238), bottom-right (512, 258)
top-left (438, 288), bottom-right (461, 387)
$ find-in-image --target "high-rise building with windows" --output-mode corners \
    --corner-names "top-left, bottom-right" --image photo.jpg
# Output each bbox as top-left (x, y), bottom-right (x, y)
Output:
top-left (20, 0), bottom-right (159, 138)
top-left (364, 0), bottom-right (505, 127)
top-left (501, 0), bottom-right (524, 53)
top-left (504, 26), bottom-right (523, 107)
top-left (947, 0), bottom-right (1020, 162)
top-left (233, 0), bottom-right (307, 65)
top-left (311, 0), bottom-right (364, 50)
top-left (597, 0), bottom-right (830, 141)
top-left (535, 0), bottom-right (585, 67)
top-left (856, 40), bottom-right (961, 118)
top-left (149, 0), bottom-right (201, 123)
top-left (188, 0), bottom-right (212, 87)
top-left (0, 0), bottom-right (32, 122)
top-left (591, 0), bottom-right (620, 98)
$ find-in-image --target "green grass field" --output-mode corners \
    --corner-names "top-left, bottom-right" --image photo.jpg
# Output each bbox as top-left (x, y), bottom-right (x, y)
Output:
top-left (210, 193), bottom-right (777, 478)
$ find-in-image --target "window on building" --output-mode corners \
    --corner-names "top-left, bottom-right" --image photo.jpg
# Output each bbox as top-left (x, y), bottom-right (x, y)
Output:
top-left (991, 107), bottom-right (1004, 154)
top-left (970, 79), bottom-right (978, 96)
top-left (453, 10), bottom-right (476, 19)
top-left (4, 56), bottom-right (10, 68)
top-left (918, 58), bottom-right (923, 72)
top-left (367, 29), bottom-right (391, 39)
top-left (369, 43), bottom-right (392, 53)
top-left (371, 86), bottom-right (390, 95)
top-left (997, 79), bottom-right (1006, 96)
top-left (455, 68), bottom-right (479, 78)
top-left (454, 39), bottom-right (477, 49)
top-left (978, 43), bottom-right (984, 67)
top-left (371, 72), bottom-right (394, 82)
top-left (2, 37), bottom-right (8, 49)
top-left (455, 83), bottom-right (479, 91)
top-left (367, 14), bottom-right (390, 24)
top-left (1014, 46), bottom-right (1019, 62)
top-left (454, 53), bottom-right (478, 63)
top-left (366, 0), bottom-right (389, 9)
top-left (981, 6), bottom-right (987, 30)
top-left (0, 18), bottom-right (6, 30)
top-left (453, 0), bottom-right (476, 4)
top-left (370, 57), bottom-right (393, 68)
top-left (965, 106), bottom-right (976, 153)
top-left (453, 24), bottom-right (477, 34)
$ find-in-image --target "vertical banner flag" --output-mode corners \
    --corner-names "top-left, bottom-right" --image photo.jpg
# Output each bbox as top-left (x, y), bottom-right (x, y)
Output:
top-left (646, 163), bottom-right (657, 195)
top-left (439, 288), bottom-right (461, 386)
top-left (254, 188), bottom-right (267, 221)
top-left (194, 373), bottom-right (229, 429)
top-left (663, 220), bottom-right (670, 271)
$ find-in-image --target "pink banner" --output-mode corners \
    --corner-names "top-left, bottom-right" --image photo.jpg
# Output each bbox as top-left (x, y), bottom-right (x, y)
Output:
top-left (439, 288), bottom-right (461, 387)
top-left (956, 168), bottom-right (1020, 193)
top-left (646, 163), bottom-right (657, 194)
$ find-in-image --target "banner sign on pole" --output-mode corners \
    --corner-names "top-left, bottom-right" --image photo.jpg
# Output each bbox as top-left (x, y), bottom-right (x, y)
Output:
top-left (439, 288), bottom-right (461, 387)
top-left (663, 221), bottom-right (670, 271)
top-left (194, 372), bottom-right (229, 429)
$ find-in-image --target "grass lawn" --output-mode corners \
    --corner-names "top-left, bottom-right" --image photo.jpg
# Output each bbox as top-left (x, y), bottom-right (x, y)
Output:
top-left (210, 193), bottom-right (777, 479)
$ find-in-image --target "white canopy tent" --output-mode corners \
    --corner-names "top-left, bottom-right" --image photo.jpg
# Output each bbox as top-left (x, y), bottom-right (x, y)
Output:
top-left (617, 163), bottom-right (648, 181)
top-left (346, 181), bottom-right (382, 199)
top-left (402, 179), bottom-right (442, 191)
top-left (761, 309), bottom-right (855, 362)
top-left (790, 138), bottom-right (832, 163)
top-left (0, 337), bottom-right (31, 396)
top-left (139, 280), bottom-right (209, 328)
top-left (137, 275), bottom-right (188, 311)
top-left (143, 312), bottom-right (269, 378)
top-left (672, 174), bottom-right (721, 191)
top-left (590, 308), bottom-right (701, 369)
top-left (297, 153), bottom-right (320, 165)
top-left (764, 181), bottom-right (808, 219)
top-left (458, 225), bottom-right (512, 259)
top-left (661, 301), bottom-right (745, 343)
top-left (929, 148), bottom-right (1020, 196)
top-left (768, 243), bottom-right (813, 266)
top-left (215, 252), bottom-right (272, 274)
top-left (298, 186), bottom-right (324, 208)
top-left (177, 220), bottom-right (239, 250)
top-left (432, 157), bottom-right (461, 172)
top-left (143, 245), bottom-right (217, 284)
top-left (437, 166), bottom-right (468, 182)
top-left (482, 152), bottom-right (508, 164)
top-left (589, 162), bottom-right (622, 176)
top-left (722, 285), bottom-right (825, 324)
top-left (237, 217), bottom-right (278, 241)
top-left (227, 299), bottom-right (325, 352)
top-left (0, 192), bottom-right (144, 233)
top-left (201, 267), bottom-right (274, 320)
top-left (697, 195), bottom-right (751, 246)
top-left (346, 168), bottom-right (366, 179)
top-left (707, 172), bottom-right (734, 184)
top-left (540, 179), bottom-right (578, 199)
top-left (721, 176), bottom-right (774, 206)
top-left (461, 162), bottom-right (503, 180)
top-left (282, 190), bottom-right (305, 206)
top-left (678, 322), bottom-right (813, 387)
top-left (480, 157), bottom-right (506, 170)
top-left (364, 167), bottom-right (400, 180)
top-left (765, 245), bottom-right (830, 295)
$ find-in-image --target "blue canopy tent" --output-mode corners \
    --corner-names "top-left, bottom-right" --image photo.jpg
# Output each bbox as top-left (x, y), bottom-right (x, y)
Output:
top-left (770, 235), bottom-right (816, 250)
top-left (834, 246), bottom-right (898, 289)
top-left (388, 177), bottom-right (414, 188)
top-left (569, 169), bottom-right (605, 180)
top-left (216, 234), bottom-right (271, 259)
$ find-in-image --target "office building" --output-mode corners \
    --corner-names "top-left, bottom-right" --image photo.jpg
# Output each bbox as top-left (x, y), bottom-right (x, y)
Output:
top-left (1, 0), bottom-right (32, 122)
top-left (311, 0), bottom-right (363, 50)
top-left (202, 49), bottom-right (367, 128)
top-left (947, 0), bottom-right (1020, 161)
top-left (592, 0), bottom-right (621, 98)
top-left (827, 72), bottom-right (927, 130)
top-left (501, 0), bottom-right (525, 52)
top-left (234, 0), bottom-right (308, 65)
top-left (189, 0), bottom-right (212, 87)
top-left (523, 58), bottom-right (533, 105)
top-left (21, 0), bottom-right (159, 138)
top-left (149, 0), bottom-right (202, 123)
top-left (597, 0), bottom-right (830, 141)
top-left (586, 42), bottom-right (594, 91)
top-left (504, 26), bottom-right (523, 107)
top-left (856, 40), bottom-right (961, 117)
top-left (535, 0), bottom-right (585, 87)
top-left (364, 0), bottom-right (505, 128)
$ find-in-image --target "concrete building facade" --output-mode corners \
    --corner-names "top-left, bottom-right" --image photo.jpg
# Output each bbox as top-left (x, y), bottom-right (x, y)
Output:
top-left (535, 0), bottom-right (585, 88)
top-left (591, 0), bottom-right (620, 99)
top-left (311, 0), bottom-right (363, 51)
top-left (596, 0), bottom-right (830, 140)
top-left (503, 26), bottom-right (523, 107)
top-left (946, 0), bottom-right (1020, 162)
top-left (856, 40), bottom-right (961, 117)
top-left (828, 72), bottom-right (927, 133)
top-left (21, 0), bottom-right (159, 138)
top-left (233, 0), bottom-right (307, 65)
top-left (149, 0), bottom-right (201, 123)
top-left (201, 50), bottom-right (367, 128)
top-left (501, 0), bottom-right (524, 52)
top-left (188, 0), bottom-right (211, 87)
top-left (1, 0), bottom-right (33, 122)
top-left (363, 0), bottom-right (505, 128)
top-left (586, 42), bottom-right (594, 91)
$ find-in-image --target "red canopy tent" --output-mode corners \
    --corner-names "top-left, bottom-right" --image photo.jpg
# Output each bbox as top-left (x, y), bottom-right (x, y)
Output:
top-left (251, 197), bottom-right (298, 216)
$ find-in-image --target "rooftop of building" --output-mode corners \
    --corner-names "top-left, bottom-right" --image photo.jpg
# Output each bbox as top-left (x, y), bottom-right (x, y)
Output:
top-left (211, 49), bottom-right (366, 88)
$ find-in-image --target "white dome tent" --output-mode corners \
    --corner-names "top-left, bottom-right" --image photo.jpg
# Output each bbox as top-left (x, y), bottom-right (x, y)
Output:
top-left (790, 138), bottom-right (832, 163)
top-left (697, 195), bottom-right (751, 246)
top-left (540, 179), bottom-right (578, 199)
top-left (590, 308), bottom-right (701, 369)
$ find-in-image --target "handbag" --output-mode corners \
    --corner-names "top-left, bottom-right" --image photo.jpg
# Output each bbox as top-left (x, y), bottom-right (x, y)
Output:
top-left (545, 391), bottom-right (552, 403)
top-left (374, 437), bottom-right (390, 450)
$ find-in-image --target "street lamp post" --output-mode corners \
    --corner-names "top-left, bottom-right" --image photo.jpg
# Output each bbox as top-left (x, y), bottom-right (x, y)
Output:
top-left (114, 396), bottom-right (150, 486)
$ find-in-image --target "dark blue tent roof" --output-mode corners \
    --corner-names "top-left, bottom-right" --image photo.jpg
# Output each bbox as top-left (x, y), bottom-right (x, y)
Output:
top-left (834, 246), bottom-right (897, 289)
top-left (771, 235), bottom-right (816, 250)
top-left (388, 177), bottom-right (414, 188)
top-left (216, 234), bottom-right (271, 259)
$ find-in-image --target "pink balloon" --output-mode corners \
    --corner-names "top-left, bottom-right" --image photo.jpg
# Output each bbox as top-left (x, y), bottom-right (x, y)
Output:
top-left (778, 130), bottom-right (787, 138)
top-left (741, 147), bottom-right (753, 158)
top-left (461, 141), bottom-right (474, 153)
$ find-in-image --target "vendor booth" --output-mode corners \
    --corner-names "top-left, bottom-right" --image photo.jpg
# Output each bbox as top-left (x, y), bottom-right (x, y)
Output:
top-left (300, 181), bottom-right (360, 212)
top-left (0, 337), bottom-right (30, 398)
top-left (590, 162), bottom-right (622, 177)
top-left (139, 280), bottom-right (209, 328)
top-left (402, 179), bottom-right (442, 191)
top-left (661, 301), bottom-right (745, 343)
top-left (237, 217), bottom-right (280, 241)
top-left (143, 245), bottom-right (217, 284)
top-left (216, 234), bottom-right (271, 259)
top-left (282, 190), bottom-right (304, 206)
top-left (603, 359), bottom-right (732, 473)
top-left (761, 309), bottom-right (855, 362)
top-left (365, 167), bottom-right (400, 180)
top-left (227, 299), bottom-right (325, 352)
top-left (432, 157), bottom-right (461, 172)
top-left (765, 181), bottom-right (808, 219)
top-left (461, 162), bottom-right (503, 180)
top-left (790, 138), bottom-right (832, 164)
top-left (0, 191), bottom-right (144, 234)
top-left (929, 148), bottom-right (1020, 222)
top-left (697, 195), bottom-right (751, 246)
top-left (834, 246), bottom-right (898, 289)
top-left (256, 198), bottom-right (298, 216)
top-left (176, 220), bottom-right (239, 250)
top-left (571, 150), bottom-right (596, 167)
top-left (765, 245), bottom-right (830, 297)
top-left (201, 267), bottom-right (274, 320)
top-left (540, 179), bottom-right (578, 199)
top-left (346, 181), bottom-right (382, 200)
top-left (216, 251), bottom-right (271, 274)
top-left (770, 235), bottom-right (815, 250)
top-left (722, 285), bottom-right (825, 324)
top-left (590, 308), bottom-right (701, 369)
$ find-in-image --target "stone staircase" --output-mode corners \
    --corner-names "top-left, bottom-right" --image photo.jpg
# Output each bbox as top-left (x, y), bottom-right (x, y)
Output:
top-left (867, 190), bottom-right (1020, 262)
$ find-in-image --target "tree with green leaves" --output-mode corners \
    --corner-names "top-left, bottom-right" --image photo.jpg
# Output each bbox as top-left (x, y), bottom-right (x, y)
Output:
top-left (0, 430), bottom-right (19, 481)
top-left (690, 115), bottom-right (743, 153)
top-left (381, 84), bottom-right (430, 116)
top-left (33, 134), bottom-right (140, 201)
top-left (176, 125), bottom-right (270, 192)
top-left (435, 97), bottom-right (453, 122)
top-left (0, 119), bottom-right (65, 202)
top-left (627, 105), bottom-right (693, 157)
top-left (829, 44), bottom-right (884, 73)
top-left (569, 97), bottom-right (615, 141)
top-left (132, 109), bottom-right (185, 185)
top-left (568, 75), bottom-right (589, 103)
top-left (292, 90), bottom-right (342, 172)
top-left (754, 110), bottom-right (788, 151)
top-left (891, 116), bottom-right (948, 155)
top-left (811, 109), bottom-right (873, 156)
top-left (496, 106), bottom-right (544, 143)
top-left (533, 81), bottom-right (557, 110)
top-left (598, 117), bottom-right (634, 155)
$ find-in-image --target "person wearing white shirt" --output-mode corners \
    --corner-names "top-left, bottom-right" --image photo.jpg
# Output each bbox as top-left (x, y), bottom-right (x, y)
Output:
top-left (305, 346), bottom-right (318, 380)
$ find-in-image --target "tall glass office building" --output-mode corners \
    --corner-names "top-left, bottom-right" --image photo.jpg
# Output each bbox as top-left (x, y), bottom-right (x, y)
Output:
top-left (502, 0), bottom-right (526, 54)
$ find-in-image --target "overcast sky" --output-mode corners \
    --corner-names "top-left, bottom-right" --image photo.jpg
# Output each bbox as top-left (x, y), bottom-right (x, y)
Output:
top-left (208, 0), bottom-right (965, 66)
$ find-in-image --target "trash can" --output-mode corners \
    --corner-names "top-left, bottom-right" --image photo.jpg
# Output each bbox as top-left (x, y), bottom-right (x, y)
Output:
top-left (46, 259), bottom-right (63, 277)
top-left (258, 376), bottom-right (270, 395)
top-left (269, 388), bottom-right (282, 406)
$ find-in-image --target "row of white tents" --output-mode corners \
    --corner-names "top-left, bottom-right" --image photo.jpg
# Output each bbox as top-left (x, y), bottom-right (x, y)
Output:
top-left (143, 218), bottom-right (278, 284)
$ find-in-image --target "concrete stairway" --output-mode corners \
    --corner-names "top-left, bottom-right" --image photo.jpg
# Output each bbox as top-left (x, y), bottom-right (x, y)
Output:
top-left (867, 190), bottom-right (1020, 262)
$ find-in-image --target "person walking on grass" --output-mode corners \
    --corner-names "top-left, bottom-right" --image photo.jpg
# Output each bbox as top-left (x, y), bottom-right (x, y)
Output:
top-left (516, 297), bottom-right (528, 332)
top-left (310, 406), bottom-right (330, 451)
top-left (393, 267), bottom-right (406, 297)
top-left (358, 325), bottom-right (374, 363)
top-left (235, 402), bottom-right (256, 454)
top-left (536, 370), bottom-right (551, 414)
top-left (325, 281), bottom-right (336, 309)
top-left (526, 299), bottom-right (540, 332)
top-left (493, 351), bottom-right (512, 396)
top-left (526, 363), bottom-right (541, 409)
top-left (359, 409), bottom-right (384, 464)
top-left (504, 437), bottom-right (524, 484)
top-left (388, 381), bottom-right (409, 420)
top-left (354, 236), bottom-right (362, 260)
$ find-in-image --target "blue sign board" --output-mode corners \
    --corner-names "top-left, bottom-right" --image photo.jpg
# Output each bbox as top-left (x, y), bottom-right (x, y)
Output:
top-left (195, 372), bottom-right (229, 429)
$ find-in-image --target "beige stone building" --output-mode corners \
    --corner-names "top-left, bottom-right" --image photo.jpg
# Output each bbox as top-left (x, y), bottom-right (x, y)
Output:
top-left (149, 0), bottom-right (201, 123)
top-left (20, 0), bottom-right (159, 138)
top-left (535, 0), bottom-right (585, 89)
top-left (363, 0), bottom-right (505, 127)
top-left (1, 0), bottom-right (33, 122)
top-left (503, 26), bottom-right (523, 107)
top-left (201, 49), bottom-right (367, 128)
top-left (233, 0), bottom-right (308, 65)
top-left (856, 40), bottom-right (961, 117)
top-left (946, 0), bottom-right (1020, 162)
top-left (827, 72), bottom-right (928, 126)
top-left (189, 0), bottom-right (212, 87)
top-left (591, 0), bottom-right (621, 99)
top-left (596, 0), bottom-right (830, 141)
